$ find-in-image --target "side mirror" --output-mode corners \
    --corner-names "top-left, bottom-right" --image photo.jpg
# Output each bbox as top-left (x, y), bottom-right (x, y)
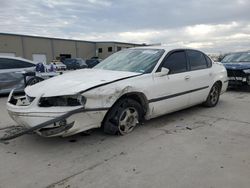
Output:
top-left (155, 67), bottom-right (169, 77)
top-left (161, 67), bottom-right (169, 74)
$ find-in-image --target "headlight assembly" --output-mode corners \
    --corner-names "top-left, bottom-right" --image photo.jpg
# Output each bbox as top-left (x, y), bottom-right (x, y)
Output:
top-left (243, 69), bottom-right (250, 74)
top-left (77, 95), bottom-right (87, 106)
top-left (39, 95), bottom-right (86, 107)
top-left (25, 95), bottom-right (35, 103)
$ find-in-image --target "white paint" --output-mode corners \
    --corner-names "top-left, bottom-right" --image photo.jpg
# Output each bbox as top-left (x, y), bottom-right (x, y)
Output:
top-left (32, 54), bottom-right (47, 63)
top-left (25, 69), bottom-right (140, 97)
top-left (6, 46), bottom-right (228, 137)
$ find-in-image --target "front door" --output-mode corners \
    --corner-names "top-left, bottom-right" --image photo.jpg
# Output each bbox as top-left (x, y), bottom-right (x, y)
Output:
top-left (148, 50), bottom-right (193, 118)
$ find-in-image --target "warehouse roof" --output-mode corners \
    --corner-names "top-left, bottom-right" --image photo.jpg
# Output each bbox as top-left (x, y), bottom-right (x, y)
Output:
top-left (0, 33), bottom-right (144, 46)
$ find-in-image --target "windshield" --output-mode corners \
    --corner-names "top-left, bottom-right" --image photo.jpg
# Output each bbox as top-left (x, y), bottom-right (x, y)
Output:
top-left (94, 49), bottom-right (165, 73)
top-left (222, 52), bottom-right (250, 63)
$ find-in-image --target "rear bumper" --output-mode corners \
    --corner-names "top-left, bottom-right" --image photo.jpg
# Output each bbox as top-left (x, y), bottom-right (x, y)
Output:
top-left (6, 90), bottom-right (108, 137)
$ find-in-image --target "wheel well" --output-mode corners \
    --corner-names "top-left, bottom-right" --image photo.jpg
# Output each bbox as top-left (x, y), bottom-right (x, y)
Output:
top-left (215, 80), bottom-right (222, 91)
top-left (101, 92), bottom-right (148, 128)
top-left (26, 76), bottom-right (44, 86)
top-left (119, 92), bottom-right (148, 115)
top-left (28, 76), bottom-right (44, 81)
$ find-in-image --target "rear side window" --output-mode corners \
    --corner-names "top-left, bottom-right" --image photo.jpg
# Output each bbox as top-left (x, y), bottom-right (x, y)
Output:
top-left (17, 60), bottom-right (34, 68)
top-left (187, 50), bottom-right (208, 70)
top-left (162, 51), bottom-right (187, 74)
top-left (0, 58), bottom-right (34, 69)
top-left (205, 55), bottom-right (212, 67)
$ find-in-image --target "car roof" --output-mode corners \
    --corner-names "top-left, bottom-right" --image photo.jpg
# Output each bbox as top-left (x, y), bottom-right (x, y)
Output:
top-left (0, 56), bottom-right (36, 64)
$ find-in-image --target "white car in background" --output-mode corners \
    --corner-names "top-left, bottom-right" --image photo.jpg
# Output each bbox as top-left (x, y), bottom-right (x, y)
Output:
top-left (51, 60), bottom-right (67, 71)
top-left (6, 47), bottom-right (228, 138)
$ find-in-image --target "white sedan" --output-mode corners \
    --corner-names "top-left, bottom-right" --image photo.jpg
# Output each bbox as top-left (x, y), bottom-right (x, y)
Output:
top-left (6, 47), bottom-right (228, 137)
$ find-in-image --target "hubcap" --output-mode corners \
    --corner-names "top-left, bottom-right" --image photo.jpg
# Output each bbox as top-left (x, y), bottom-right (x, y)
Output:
top-left (118, 107), bottom-right (139, 135)
top-left (210, 86), bottom-right (219, 105)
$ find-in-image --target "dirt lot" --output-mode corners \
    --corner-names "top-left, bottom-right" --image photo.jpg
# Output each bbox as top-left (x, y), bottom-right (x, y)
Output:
top-left (0, 90), bottom-right (250, 188)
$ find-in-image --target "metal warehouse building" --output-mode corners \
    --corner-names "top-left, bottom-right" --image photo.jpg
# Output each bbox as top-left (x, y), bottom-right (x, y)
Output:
top-left (0, 33), bottom-right (143, 63)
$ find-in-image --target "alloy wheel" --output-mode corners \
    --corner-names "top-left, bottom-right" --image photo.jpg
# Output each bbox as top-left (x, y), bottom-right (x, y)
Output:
top-left (118, 107), bottom-right (139, 135)
top-left (209, 85), bottom-right (219, 105)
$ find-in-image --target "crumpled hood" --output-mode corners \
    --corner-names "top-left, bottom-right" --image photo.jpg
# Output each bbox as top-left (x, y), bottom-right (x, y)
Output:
top-left (25, 69), bottom-right (141, 97)
top-left (223, 62), bottom-right (250, 70)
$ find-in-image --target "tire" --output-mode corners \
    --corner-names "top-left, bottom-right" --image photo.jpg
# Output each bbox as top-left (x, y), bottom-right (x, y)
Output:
top-left (26, 77), bottom-right (44, 86)
top-left (203, 82), bottom-right (221, 107)
top-left (103, 98), bottom-right (143, 135)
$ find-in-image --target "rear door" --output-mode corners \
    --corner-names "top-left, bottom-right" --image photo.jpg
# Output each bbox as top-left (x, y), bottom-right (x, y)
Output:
top-left (0, 58), bottom-right (35, 93)
top-left (185, 50), bottom-right (213, 105)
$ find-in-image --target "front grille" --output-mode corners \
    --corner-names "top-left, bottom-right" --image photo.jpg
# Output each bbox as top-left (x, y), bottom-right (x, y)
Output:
top-left (227, 69), bottom-right (245, 77)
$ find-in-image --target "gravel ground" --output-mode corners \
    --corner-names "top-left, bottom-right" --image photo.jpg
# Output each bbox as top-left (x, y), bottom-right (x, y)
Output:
top-left (0, 90), bottom-right (250, 188)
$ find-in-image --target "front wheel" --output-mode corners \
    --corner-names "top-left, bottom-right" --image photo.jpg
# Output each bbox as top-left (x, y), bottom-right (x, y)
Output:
top-left (26, 77), bottom-right (44, 86)
top-left (103, 98), bottom-right (143, 135)
top-left (203, 83), bottom-right (221, 107)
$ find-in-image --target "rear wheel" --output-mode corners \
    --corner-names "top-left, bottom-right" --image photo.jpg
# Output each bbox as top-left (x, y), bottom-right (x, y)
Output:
top-left (103, 98), bottom-right (143, 135)
top-left (204, 83), bottom-right (221, 107)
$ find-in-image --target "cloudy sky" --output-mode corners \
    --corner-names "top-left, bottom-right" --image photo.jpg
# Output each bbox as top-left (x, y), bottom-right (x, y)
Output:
top-left (1, 0), bottom-right (250, 53)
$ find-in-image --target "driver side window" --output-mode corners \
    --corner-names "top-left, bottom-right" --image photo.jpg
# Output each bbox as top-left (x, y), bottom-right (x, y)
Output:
top-left (162, 51), bottom-right (188, 74)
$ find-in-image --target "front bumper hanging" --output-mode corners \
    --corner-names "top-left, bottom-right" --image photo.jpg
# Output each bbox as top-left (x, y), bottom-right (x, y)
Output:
top-left (0, 107), bottom-right (84, 141)
top-left (2, 90), bottom-right (109, 141)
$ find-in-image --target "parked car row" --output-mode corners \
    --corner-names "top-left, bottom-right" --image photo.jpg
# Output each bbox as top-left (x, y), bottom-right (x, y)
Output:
top-left (62, 58), bottom-right (88, 70)
top-left (1, 50), bottom-right (250, 96)
top-left (0, 56), bottom-right (101, 94)
top-left (62, 57), bottom-right (102, 69)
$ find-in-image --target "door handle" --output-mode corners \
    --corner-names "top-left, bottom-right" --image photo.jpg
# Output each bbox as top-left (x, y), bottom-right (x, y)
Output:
top-left (184, 75), bottom-right (191, 80)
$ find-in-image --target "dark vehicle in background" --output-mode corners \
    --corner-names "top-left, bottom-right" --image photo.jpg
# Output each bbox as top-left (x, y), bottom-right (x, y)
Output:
top-left (221, 52), bottom-right (250, 87)
top-left (62, 58), bottom-right (88, 70)
top-left (86, 57), bottom-right (102, 68)
top-left (0, 56), bottom-right (36, 94)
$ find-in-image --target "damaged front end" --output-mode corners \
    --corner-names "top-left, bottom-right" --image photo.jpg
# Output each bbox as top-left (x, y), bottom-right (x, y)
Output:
top-left (227, 69), bottom-right (250, 86)
top-left (2, 90), bottom-right (107, 140)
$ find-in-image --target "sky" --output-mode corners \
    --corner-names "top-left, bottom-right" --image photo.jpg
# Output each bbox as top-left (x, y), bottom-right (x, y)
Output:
top-left (0, 0), bottom-right (250, 53)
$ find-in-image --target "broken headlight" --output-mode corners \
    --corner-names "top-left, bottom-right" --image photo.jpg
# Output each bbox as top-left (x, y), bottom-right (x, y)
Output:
top-left (26, 95), bottom-right (35, 103)
top-left (39, 95), bottom-right (86, 107)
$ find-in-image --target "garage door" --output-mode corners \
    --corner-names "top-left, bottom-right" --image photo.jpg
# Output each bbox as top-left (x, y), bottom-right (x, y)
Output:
top-left (0, 52), bottom-right (16, 57)
top-left (32, 54), bottom-right (47, 63)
